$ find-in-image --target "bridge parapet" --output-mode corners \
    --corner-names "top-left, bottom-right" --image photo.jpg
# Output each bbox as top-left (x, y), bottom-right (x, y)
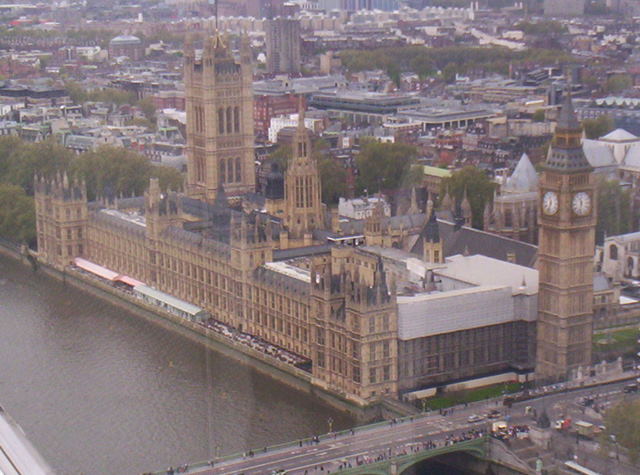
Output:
top-left (338, 437), bottom-right (488, 475)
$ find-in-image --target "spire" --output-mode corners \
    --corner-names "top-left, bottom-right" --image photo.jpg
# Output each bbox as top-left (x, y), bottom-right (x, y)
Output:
top-left (184, 33), bottom-right (194, 58)
top-left (408, 187), bottom-right (420, 215)
top-left (461, 186), bottom-right (470, 209)
top-left (297, 95), bottom-right (306, 132)
top-left (483, 201), bottom-right (492, 231)
top-left (425, 192), bottom-right (434, 218)
top-left (440, 186), bottom-right (453, 211)
top-left (557, 90), bottom-right (580, 131)
top-left (422, 204), bottom-right (440, 243)
top-left (545, 92), bottom-right (592, 172)
top-left (240, 30), bottom-right (251, 63)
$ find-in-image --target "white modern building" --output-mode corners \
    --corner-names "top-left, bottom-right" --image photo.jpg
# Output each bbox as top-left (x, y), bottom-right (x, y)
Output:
top-left (338, 196), bottom-right (391, 220)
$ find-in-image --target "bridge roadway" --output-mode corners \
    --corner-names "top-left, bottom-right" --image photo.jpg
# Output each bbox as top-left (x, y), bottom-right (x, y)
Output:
top-left (181, 418), bottom-right (487, 475)
top-left (161, 378), bottom-right (636, 475)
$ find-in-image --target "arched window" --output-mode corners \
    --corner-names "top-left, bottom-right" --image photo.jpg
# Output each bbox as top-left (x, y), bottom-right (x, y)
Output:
top-left (219, 159), bottom-right (226, 183)
top-left (235, 157), bottom-right (241, 182)
top-left (227, 158), bottom-right (234, 183)
top-left (226, 107), bottom-right (232, 134)
top-left (218, 108), bottom-right (224, 134)
top-left (609, 244), bottom-right (618, 260)
top-left (234, 106), bottom-right (240, 133)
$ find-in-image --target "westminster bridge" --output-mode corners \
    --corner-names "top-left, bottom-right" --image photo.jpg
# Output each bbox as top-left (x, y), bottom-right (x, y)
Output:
top-left (154, 412), bottom-right (534, 475)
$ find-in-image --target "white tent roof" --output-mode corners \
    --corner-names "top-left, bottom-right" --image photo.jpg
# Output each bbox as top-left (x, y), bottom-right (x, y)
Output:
top-left (600, 128), bottom-right (638, 142)
top-left (503, 153), bottom-right (538, 193)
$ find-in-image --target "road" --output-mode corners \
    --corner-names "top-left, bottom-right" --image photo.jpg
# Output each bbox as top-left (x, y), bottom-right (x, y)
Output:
top-left (167, 380), bottom-right (639, 475)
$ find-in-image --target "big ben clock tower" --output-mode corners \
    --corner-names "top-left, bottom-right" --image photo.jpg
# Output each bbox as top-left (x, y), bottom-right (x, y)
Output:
top-left (536, 93), bottom-right (596, 382)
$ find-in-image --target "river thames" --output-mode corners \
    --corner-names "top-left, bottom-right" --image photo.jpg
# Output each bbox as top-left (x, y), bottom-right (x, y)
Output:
top-left (0, 255), bottom-right (354, 474)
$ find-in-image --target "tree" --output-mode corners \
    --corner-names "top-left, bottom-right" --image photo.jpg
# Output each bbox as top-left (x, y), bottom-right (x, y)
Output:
top-left (268, 144), bottom-right (292, 173)
top-left (532, 109), bottom-right (546, 122)
top-left (441, 166), bottom-right (496, 229)
top-left (136, 96), bottom-right (157, 125)
top-left (606, 74), bottom-right (633, 94)
top-left (582, 115), bottom-right (614, 139)
top-left (126, 117), bottom-right (155, 130)
top-left (318, 156), bottom-right (347, 205)
top-left (355, 139), bottom-right (418, 194)
top-left (150, 164), bottom-right (184, 192)
top-left (596, 179), bottom-right (631, 244)
top-left (70, 146), bottom-right (156, 200)
top-left (0, 184), bottom-right (35, 245)
top-left (0, 139), bottom-right (73, 194)
top-left (601, 399), bottom-right (640, 463)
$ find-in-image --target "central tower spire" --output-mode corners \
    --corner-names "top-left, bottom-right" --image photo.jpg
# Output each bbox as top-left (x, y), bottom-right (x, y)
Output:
top-left (283, 99), bottom-right (324, 240)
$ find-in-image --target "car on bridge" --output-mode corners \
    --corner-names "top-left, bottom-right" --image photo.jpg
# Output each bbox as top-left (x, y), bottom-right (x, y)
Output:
top-left (467, 414), bottom-right (485, 423)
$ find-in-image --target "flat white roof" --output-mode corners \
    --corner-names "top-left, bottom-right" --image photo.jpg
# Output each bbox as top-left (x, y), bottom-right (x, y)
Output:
top-left (438, 254), bottom-right (538, 295)
top-left (133, 285), bottom-right (204, 316)
top-left (263, 261), bottom-right (311, 283)
top-left (100, 208), bottom-right (146, 227)
top-left (74, 257), bottom-right (119, 281)
top-left (620, 295), bottom-right (639, 305)
top-left (398, 285), bottom-right (514, 340)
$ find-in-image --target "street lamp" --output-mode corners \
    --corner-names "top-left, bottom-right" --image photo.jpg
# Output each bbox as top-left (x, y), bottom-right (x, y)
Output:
top-left (610, 434), bottom-right (619, 462)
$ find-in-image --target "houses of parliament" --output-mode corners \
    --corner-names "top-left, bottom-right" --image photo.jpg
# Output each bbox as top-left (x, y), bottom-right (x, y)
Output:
top-left (34, 33), bottom-right (596, 403)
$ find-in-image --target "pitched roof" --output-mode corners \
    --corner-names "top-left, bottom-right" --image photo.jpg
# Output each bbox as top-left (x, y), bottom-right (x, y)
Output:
top-left (601, 128), bottom-right (638, 142)
top-left (582, 139), bottom-right (617, 168)
top-left (411, 218), bottom-right (537, 268)
top-left (622, 143), bottom-right (640, 170)
top-left (503, 153), bottom-right (538, 193)
top-left (557, 92), bottom-right (580, 130)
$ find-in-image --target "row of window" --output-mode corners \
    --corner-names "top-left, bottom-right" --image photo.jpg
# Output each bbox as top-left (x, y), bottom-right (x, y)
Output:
top-left (193, 106), bottom-right (242, 136)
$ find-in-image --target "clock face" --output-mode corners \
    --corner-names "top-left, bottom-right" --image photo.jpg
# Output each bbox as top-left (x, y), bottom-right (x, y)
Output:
top-left (542, 191), bottom-right (558, 215)
top-left (572, 192), bottom-right (591, 216)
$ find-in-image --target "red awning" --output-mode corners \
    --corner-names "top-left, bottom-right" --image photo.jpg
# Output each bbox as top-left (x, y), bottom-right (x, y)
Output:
top-left (73, 257), bottom-right (119, 281)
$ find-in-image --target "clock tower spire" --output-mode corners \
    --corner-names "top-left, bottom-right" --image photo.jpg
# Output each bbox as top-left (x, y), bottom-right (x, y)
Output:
top-left (536, 92), bottom-right (596, 382)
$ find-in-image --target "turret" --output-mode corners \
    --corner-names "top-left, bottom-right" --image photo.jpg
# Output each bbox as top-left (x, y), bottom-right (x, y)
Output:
top-left (283, 97), bottom-right (323, 240)
top-left (440, 186), bottom-right (453, 213)
top-left (34, 172), bottom-right (88, 268)
top-left (461, 186), bottom-right (472, 226)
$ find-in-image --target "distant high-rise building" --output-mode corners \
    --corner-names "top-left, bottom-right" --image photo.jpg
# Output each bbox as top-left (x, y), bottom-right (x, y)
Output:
top-left (265, 18), bottom-right (301, 75)
top-left (543, 0), bottom-right (585, 17)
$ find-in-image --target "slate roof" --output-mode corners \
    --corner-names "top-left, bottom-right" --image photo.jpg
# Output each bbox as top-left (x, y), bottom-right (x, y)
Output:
top-left (273, 244), bottom-right (332, 261)
top-left (253, 266), bottom-right (310, 295)
top-left (411, 219), bottom-right (538, 268)
top-left (545, 94), bottom-right (592, 172)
